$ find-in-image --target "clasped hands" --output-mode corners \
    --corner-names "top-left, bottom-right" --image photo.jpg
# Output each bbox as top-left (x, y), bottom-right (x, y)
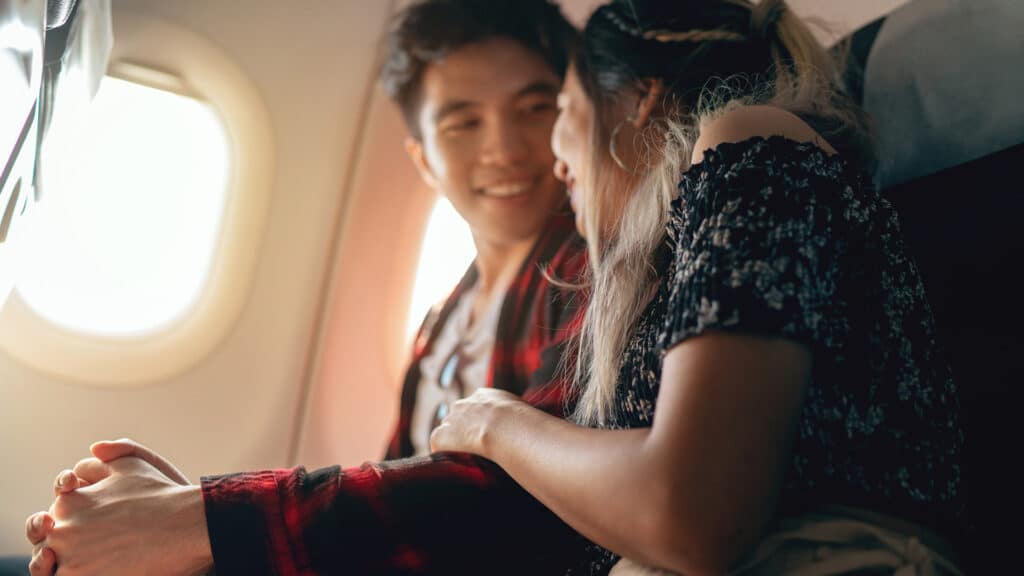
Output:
top-left (23, 439), bottom-right (211, 576)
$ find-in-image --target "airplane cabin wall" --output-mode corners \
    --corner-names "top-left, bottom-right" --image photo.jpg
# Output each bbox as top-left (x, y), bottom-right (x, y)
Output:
top-left (0, 0), bottom-right (399, 553)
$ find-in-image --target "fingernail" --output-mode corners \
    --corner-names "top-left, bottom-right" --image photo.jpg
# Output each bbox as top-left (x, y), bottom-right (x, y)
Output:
top-left (56, 472), bottom-right (66, 487)
top-left (31, 515), bottom-right (41, 531)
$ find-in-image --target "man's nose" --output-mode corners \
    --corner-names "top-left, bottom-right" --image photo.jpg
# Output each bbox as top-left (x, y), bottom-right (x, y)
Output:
top-left (480, 117), bottom-right (529, 165)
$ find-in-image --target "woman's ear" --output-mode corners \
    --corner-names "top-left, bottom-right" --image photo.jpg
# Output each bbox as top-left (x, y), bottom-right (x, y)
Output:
top-left (631, 79), bottom-right (664, 128)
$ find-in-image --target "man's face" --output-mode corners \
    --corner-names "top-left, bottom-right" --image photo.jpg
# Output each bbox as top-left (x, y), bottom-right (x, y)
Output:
top-left (407, 38), bottom-right (565, 249)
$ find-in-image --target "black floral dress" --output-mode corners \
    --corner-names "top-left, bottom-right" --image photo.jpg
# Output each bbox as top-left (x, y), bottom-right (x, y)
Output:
top-left (572, 136), bottom-right (964, 575)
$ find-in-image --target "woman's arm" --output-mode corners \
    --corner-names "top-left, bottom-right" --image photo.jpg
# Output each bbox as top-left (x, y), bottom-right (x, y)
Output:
top-left (432, 332), bottom-right (810, 575)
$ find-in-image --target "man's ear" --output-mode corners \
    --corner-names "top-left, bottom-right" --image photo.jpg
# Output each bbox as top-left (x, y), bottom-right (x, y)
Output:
top-left (630, 78), bottom-right (665, 129)
top-left (405, 136), bottom-right (440, 190)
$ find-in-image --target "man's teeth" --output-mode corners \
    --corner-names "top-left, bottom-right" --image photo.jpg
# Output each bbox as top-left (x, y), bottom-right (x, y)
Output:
top-left (483, 183), bottom-right (531, 197)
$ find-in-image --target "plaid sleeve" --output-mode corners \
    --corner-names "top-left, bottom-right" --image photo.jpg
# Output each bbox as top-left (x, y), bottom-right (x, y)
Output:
top-left (201, 453), bottom-right (584, 575)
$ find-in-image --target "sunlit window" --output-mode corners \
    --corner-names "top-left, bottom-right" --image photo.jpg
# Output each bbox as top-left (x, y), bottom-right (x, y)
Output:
top-left (15, 76), bottom-right (231, 337)
top-left (406, 198), bottom-right (476, 341)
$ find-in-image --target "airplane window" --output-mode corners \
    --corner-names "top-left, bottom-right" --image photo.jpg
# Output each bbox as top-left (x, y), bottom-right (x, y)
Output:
top-left (15, 75), bottom-right (230, 337)
top-left (406, 197), bottom-right (475, 341)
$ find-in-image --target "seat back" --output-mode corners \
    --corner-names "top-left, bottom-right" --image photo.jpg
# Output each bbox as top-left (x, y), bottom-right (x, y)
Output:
top-left (1, 0), bottom-right (46, 308)
top-left (0, 0), bottom-right (110, 310)
top-left (843, 0), bottom-right (1024, 568)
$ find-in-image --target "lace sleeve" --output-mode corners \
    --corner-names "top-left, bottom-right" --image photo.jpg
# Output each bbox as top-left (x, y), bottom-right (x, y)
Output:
top-left (660, 136), bottom-right (867, 353)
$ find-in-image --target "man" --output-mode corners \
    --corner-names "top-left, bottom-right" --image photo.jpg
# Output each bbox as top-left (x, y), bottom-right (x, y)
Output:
top-left (21, 0), bottom-right (587, 574)
top-left (379, 0), bottom-right (585, 459)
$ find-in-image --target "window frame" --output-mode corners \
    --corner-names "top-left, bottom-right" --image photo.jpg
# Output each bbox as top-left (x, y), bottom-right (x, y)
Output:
top-left (0, 11), bottom-right (273, 386)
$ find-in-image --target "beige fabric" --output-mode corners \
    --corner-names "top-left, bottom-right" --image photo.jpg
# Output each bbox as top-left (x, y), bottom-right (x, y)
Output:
top-left (608, 508), bottom-right (961, 576)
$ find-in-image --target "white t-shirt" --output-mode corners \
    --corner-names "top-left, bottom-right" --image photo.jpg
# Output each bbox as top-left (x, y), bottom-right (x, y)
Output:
top-left (410, 283), bottom-right (505, 456)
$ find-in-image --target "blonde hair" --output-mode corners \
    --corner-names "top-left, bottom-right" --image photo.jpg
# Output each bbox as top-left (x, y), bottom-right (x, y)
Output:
top-left (571, 0), bottom-right (871, 426)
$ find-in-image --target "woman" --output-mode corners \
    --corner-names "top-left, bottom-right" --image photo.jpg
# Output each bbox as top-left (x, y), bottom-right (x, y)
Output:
top-left (429, 0), bottom-right (963, 573)
top-left (26, 1), bottom-right (963, 574)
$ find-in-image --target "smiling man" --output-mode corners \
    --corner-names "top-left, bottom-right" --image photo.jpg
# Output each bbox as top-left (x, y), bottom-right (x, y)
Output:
top-left (22, 1), bottom-right (588, 574)
top-left (380, 0), bottom-right (587, 459)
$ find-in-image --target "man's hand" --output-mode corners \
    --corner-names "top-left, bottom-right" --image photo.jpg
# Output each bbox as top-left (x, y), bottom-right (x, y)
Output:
top-left (88, 438), bottom-right (191, 485)
top-left (26, 452), bottom-right (117, 575)
top-left (25, 440), bottom-right (205, 576)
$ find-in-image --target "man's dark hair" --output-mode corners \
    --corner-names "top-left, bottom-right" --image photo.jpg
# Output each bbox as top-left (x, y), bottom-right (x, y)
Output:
top-left (380, 0), bottom-right (575, 139)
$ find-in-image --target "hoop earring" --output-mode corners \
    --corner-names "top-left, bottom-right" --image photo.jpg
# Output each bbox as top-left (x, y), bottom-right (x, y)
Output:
top-left (609, 118), bottom-right (636, 174)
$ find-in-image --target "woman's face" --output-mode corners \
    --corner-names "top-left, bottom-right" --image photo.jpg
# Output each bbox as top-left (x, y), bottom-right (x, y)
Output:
top-left (552, 65), bottom-right (635, 241)
top-left (551, 66), bottom-right (593, 237)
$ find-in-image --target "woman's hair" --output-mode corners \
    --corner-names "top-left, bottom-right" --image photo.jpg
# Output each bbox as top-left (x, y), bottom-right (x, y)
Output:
top-left (570, 0), bottom-right (873, 425)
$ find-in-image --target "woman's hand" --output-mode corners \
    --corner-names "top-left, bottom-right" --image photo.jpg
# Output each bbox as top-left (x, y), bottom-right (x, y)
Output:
top-left (429, 388), bottom-right (529, 457)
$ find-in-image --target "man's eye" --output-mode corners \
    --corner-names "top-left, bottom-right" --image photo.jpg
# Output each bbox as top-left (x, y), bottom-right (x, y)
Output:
top-left (524, 102), bottom-right (556, 114)
top-left (442, 119), bottom-right (479, 133)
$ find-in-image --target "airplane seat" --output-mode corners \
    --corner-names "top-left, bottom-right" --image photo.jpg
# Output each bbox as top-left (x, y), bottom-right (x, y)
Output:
top-left (37, 0), bottom-right (86, 158)
top-left (0, 0), bottom-right (109, 314)
top-left (841, 0), bottom-right (1024, 568)
top-left (36, 0), bottom-right (111, 188)
top-left (0, 0), bottom-right (45, 312)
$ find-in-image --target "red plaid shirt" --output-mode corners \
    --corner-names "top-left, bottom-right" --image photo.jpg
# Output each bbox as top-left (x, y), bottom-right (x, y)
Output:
top-left (201, 209), bottom-right (590, 574)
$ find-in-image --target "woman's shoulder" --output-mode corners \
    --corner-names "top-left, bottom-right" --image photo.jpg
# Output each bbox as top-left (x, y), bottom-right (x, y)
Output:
top-left (678, 105), bottom-right (869, 205)
top-left (691, 105), bottom-right (838, 167)
top-left (669, 105), bottom-right (876, 244)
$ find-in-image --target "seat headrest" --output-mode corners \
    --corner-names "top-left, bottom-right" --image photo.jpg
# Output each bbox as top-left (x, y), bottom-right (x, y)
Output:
top-left (855, 0), bottom-right (1024, 188)
top-left (45, 0), bottom-right (82, 65)
top-left (47, 0), bottom-right (78, 30)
